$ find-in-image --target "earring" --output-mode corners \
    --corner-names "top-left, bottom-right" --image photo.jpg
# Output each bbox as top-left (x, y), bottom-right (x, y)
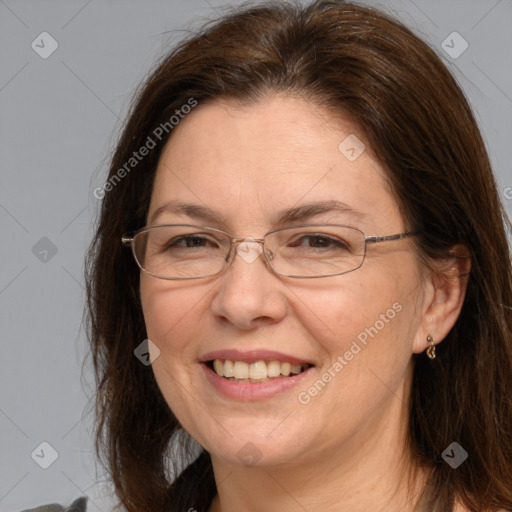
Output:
top-left (426, 334), bottom-right (436, 359)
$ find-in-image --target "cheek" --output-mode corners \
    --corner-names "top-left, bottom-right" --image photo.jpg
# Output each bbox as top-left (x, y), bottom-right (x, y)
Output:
top-left (140, 277), bottom-right (211, 434)
top-left (141, 278), bottom-right (172, 343)
top-left (305, 275), bottom-right (406, 350)
top-left (295, 273), bottom-right (419, 438)
top-left (307, 259), bottom-right (422, 399)
top-left (140, 277), bottom-right (206, 363)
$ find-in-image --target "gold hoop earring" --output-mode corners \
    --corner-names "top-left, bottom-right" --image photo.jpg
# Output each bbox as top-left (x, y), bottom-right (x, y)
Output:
top-left (426, 334), bottom-right (436, 359)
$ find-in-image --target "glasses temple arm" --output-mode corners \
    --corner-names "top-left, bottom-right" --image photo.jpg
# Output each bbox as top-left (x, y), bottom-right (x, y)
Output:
top-left (365, 232), bottom-right (417, 244)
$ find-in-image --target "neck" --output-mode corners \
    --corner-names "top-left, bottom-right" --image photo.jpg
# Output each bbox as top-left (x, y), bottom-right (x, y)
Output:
top-left (208, 366), bottom-right (432, 512)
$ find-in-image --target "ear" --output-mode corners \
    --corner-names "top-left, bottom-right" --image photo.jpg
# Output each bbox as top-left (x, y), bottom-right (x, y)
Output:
top-left (412, 244), bottom-right (471, 354)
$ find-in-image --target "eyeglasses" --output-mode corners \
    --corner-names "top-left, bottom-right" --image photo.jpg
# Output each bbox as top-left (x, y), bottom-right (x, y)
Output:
top-left (121, 224), bottom-right (416, 280)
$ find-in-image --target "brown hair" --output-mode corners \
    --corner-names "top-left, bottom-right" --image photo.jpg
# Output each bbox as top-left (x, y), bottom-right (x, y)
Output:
top-left (85, 1), bottom-right (512, 510)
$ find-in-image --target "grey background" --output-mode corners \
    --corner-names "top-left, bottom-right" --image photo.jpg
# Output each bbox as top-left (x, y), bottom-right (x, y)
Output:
top-left (1, 0), bottom-right (511, 510)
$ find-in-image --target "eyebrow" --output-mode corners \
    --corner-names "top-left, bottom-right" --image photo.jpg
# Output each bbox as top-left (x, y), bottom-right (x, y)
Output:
top-left (148, 199), bottom-right (365, 227)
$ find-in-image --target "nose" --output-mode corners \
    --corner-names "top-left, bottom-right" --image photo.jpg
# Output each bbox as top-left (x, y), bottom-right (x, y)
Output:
top-left (209, 238), bottom-right (287, 330)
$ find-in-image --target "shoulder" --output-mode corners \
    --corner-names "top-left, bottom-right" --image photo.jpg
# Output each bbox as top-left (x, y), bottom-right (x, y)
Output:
top-left (19, 497), bottom-right (87, 512)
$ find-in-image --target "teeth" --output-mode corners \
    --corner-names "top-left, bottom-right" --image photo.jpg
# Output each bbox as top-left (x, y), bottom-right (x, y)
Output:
top-left (290, 363), bottom-right (302, 374)
top-left (267, 360), bottom-right (281, 377)
top-left (213, 360), bottom-right (224, 377)
top-left (223, 360), bottom-right (234, 378)
top-left (233, 361), bottom-right (249, 379)
top-left (249, 361), bottom-right (267, 379)
top-left (211, 359), bottom-right (309, 380)
top-left (281, 362), bottom-right (291, 376)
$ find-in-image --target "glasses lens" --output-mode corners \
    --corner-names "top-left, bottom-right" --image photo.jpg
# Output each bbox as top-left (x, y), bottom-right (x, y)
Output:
top-left (134, 225), bottom-right (230, 279)
top-left (266, 225), bottom-right (366, 277)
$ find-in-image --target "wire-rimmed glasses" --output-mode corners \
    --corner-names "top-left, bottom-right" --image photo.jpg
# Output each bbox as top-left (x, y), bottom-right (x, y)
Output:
top-left (121, 223), bottom-right (416, 280)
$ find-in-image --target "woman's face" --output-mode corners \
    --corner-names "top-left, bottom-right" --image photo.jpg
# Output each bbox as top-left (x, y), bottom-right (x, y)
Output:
top-left (140, 94), bottom-right (429, 469)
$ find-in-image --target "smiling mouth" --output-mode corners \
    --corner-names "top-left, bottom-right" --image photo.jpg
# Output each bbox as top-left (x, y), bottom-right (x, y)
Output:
top-left (207, 359), bottom-right (313, 383)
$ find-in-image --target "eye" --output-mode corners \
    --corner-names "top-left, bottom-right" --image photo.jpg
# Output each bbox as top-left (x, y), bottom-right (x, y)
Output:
top-left (288, 234), bottom-right (350, 250)
top-left (166, 234), bottom-right (220, 249)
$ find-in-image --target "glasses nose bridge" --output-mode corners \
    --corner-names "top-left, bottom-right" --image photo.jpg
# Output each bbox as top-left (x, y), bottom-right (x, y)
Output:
top-left (226, 236), bottom-right (274, 269)
top-left (230, 236), bottom-right (265, 245)
top-left (229, 236), bottom-right (266, 255)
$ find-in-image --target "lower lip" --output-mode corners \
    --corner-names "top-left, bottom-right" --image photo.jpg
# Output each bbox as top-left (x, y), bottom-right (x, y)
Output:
top-left (201, 362), bottom-right (314, 401)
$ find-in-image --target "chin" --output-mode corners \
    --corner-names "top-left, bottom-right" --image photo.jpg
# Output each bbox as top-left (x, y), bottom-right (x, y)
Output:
top-left (197, 417), bottom-right (311, 468)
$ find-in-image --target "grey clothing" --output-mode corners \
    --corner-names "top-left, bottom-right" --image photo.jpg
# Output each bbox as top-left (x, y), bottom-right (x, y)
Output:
top-left (19, 497), bottom-right (87, 512)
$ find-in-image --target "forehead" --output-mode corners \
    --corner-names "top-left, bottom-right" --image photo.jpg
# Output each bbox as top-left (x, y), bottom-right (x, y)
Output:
top-left (148, 95), bottom-right (402, 233)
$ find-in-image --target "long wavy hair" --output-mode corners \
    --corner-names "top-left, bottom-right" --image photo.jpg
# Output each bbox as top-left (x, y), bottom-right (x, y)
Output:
top-left (84, 1), bottom-right (512, 510)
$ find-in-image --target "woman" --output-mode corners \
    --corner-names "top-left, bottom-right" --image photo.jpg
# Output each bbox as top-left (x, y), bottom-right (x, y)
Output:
top-left (85, 1), bottom-right (512, 511)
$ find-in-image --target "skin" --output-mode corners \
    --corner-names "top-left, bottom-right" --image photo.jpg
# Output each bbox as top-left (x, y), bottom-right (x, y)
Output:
top-left (140, 94), bottom-right (470, 512)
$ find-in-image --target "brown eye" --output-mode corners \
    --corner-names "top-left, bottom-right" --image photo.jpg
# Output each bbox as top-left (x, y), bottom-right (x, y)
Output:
top-left (288, 234), bottom-right (350, 250)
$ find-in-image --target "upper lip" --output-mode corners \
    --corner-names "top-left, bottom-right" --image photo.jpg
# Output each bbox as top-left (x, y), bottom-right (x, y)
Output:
top-left (199, 349), bottom-right (315, 365)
